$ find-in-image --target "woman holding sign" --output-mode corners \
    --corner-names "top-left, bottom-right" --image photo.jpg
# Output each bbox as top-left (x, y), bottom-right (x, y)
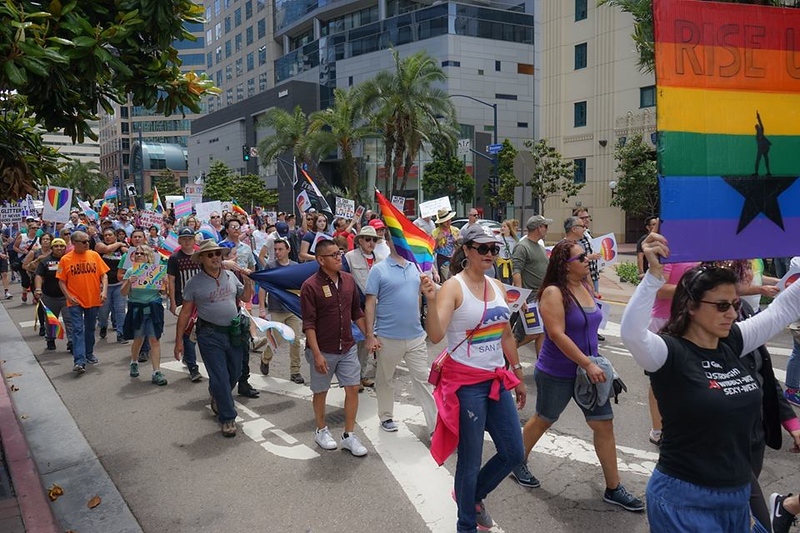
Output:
top-left (121, 245), bottom-right (169, 386)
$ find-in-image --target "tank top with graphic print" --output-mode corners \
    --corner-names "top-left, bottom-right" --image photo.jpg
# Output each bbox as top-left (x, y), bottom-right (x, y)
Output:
top-left (446, 274), bottom-right (510, 371)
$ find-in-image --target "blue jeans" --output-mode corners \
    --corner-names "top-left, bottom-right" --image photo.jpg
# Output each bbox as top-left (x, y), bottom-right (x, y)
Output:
top-left (68, 306), bottom-right (99, 366)
top-left (196, 325), bottom-right (242, 423)
top-left (98, 284), bottom-right (126, 338)
top-left (786, 338), bottom-right (800, 389)
top-left (454, 381), bottom-right (524, 533)
top-left (647, 468), bottom-right (751, 533)
top-left (181, 333), bottom-right (198, 370)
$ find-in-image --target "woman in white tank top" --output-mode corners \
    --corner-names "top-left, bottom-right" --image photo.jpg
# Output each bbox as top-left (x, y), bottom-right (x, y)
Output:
top-left (422, 225), bottom-right (526, 533)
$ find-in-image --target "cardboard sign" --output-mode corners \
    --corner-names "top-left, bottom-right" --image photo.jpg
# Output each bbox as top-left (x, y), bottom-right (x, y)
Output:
top-left (419, 196), bottom-right (452, 219)
top-left (195, 200), bottom-right (222, 222)
top-left (309, 232), bottom-right (332, 253)
top-left (0, 196), bottom-right (36, 223)
top-left (391, 195), bottom-right (405, 212)
top-left (42, 186), bottom-right (73, 223)
top-left (335, 196), bottom-right (355, 219)
top-left (354, 205), bottom-right (365, 221)
top-left (296, 191), bottom-right (311, 212)
top-left (503, 284), bottom-right (532, 314)
top-left (138, 210), bottom-right (164, 230)
top-left (221, 201), bottom-right (233, 214)
top-left (129, 262), bottom-right (167, 289)
top-left (590, 232), bottom-right (618, 269)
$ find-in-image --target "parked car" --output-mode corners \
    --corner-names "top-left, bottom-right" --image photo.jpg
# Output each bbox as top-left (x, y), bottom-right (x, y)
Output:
top-left (450, 218), bottom-right (502, 236)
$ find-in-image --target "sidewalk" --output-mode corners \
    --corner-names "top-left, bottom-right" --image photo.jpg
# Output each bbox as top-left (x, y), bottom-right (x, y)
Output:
top-left (599, 244), bottom-right (638, 305)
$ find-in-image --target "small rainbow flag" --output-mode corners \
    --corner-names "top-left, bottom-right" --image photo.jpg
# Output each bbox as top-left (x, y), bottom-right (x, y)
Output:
top-left (153, 187), bottom-right (164, 214)
top-left (375, 191), bottom-right (435, 272)
top-left (231, 200), bottom-right (248, 217)
top-left (37, 301), bottom-right (64, 340)
top-left (157, 231), bottom-right (180, 260)
top-left (99, 202), bottom-right (111, 218)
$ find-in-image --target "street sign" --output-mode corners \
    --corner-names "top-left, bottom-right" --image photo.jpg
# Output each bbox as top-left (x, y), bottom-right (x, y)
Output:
top-left (457, 139), bottom-right (471, 157)
top-left (113, 177), bottom-right (120, 188)
top-left (487, 143), bottom-right (503, 155)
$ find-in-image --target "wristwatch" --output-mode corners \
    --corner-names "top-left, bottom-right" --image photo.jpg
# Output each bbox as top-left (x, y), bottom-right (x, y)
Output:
top-left (511, 363), bottom-right (523, 370)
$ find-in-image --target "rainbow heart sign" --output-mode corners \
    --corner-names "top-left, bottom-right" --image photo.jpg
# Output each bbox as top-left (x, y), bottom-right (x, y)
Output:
top-left (42, 186), bottom-right (73, 223)
top-left (590, 232), bottom-right (618, 269)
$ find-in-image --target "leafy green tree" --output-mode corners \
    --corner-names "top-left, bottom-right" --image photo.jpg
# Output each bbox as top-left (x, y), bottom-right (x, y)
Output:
top-left (50, 160), bottom-right (106, 201)
top-left (232, 173), bottom-right (278, 211)
top-left (203, 160), bottom-right (235, 202)
top-left (524, 138), bottom-right (583, 215)
top-left (610, 134), bottom-right (659, 216)
top-left (0, 0), bottom-right (218, 202)
top-left (489, 140), bottom-right (520, 208)
top-left (359, 49), bottom-right (458, 195)
top-left (152, 169), bottom-right (183, 197)
top-left (422, 148), bottom-right (474, 207)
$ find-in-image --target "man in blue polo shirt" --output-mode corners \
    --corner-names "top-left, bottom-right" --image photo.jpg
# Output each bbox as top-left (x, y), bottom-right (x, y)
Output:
top-left (364, 227), bottom-right (436, 435)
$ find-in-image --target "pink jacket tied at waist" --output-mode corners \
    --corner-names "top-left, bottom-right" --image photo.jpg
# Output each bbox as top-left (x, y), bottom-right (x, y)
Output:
top-left (430, 357), bottom-right (521, 466)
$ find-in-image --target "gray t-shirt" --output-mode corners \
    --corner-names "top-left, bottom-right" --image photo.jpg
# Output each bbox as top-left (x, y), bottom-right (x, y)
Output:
top-left (512, 236), bottom-right (548, 296)
top-left (266, 258), bottom-right (296, 312)
top-left (183, 269), bottom-right (243, 326)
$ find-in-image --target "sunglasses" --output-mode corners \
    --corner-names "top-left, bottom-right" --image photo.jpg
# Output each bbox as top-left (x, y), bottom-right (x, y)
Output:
top-left (698, 299), bottom-right (742, 313)
top-left (566, 252), bottom-right (588, 263)
top-left (469, 214), bottom-right (478, 217)
top-left (210, 215), bottom-right (221, 219)
top-left (579, 215), bottom-right (592, 221)
top-left (469, 243), bottom-right (500, 256)
top-left (203, 251), bottom-right (222, 258)
top-left (133, 251), bottom-right (148, 256)
top-left (319, 251), bottom-right (344, 259)
top-left (361, 236), bottom-right (376, 243)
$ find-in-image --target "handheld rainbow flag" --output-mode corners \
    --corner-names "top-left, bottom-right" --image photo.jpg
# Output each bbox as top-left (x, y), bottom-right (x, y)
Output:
top-left (231, 200), bottom-right (248, 217)
top-left (375, 190), bottom-right (435, 272)
top-left (99, 202), bottom-right (111, 218)
top-left (76, 198), bottom-right (98, 221)
top-left (37, 301), bottom-right (64, 340)
top-left (153, 187), bottom-right (164, 214)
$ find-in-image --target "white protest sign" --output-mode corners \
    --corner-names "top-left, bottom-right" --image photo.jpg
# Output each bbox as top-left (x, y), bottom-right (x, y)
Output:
top-left (139, 210), bottom-right (164, 230)
top-left (42, 186), bottom-right (73, 223)
top-left (221, 201), bottom-right (233, 214)
top-left (590, 232), bottom-right (619, 269)
top-left (778, 267), bottom-right (800, 291)
top-left (391, 195), bottom-right (406, 212)
top-left (502, 284), bottom-right (532, 314)
top-left (195, 200), bottom-right (222, 222)
top-left (335, 197), bottom-right (355, 219)
top-left (0, 196), bottom-right (36, 223)
top-left (266, 211), bottom-right (277, 224)
top-left (419, 196), bottom-right (452, 219)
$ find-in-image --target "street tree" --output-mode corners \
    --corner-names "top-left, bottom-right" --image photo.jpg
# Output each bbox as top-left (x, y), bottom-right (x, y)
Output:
top-left (524, 138), bottom-right (583, 215)
top-left (489, 140), bottom-right (520, 209)
top-left (359, 49), bottom-right (458, 196)
top-left (0, 0), bottom-right (219, 202)
top-left (610, 134), bottom-right (659, 216)
top-left (232, 173), bottom-right (278, 211)
top-left (203, 160), bottom-right (236, 202)
top-left (422, 147), bottom-right (474, 208)
top-left (152, 169), bottom-right (183, 197)
top-left (51, 160), bottom-right (106, 202)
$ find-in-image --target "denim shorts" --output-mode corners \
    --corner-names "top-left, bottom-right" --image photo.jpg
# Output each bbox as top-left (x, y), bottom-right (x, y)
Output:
top-left (305, 345), bottom-right (360, 393)
top-left (133, 312), bottom-right (157, 339)
top-left (534, 368), bottom-right (613, 423)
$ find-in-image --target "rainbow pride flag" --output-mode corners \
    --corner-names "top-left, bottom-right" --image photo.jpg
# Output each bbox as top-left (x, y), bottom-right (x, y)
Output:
top-left (99, 202), bottom-right (111, 218)
top-left (153, 187), bottom-right (164, 214)
top-left (37, 301), bottom-right (64, 340)
top-left (375, 191), bottom-right (435, 272)
top-left (231, 200), bottom-right (248, 217)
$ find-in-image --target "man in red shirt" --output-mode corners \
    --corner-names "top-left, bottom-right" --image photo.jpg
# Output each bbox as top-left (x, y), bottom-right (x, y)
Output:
top-left (300, 239), bottom-right (368, 457)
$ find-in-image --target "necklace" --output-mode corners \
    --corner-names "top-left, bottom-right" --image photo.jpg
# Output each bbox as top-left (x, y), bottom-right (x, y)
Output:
top-left (204, 268), bottom-right (222, 287)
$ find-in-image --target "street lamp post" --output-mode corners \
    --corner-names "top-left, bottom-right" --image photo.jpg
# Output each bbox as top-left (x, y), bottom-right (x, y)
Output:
top-left (450, 94), bottom-right (498, 219)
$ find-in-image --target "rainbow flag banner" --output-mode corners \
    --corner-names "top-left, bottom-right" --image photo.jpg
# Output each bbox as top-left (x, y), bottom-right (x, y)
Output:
top-left (375, 191), bottom-right (435, 272)
top-left (231, 200), bottom-right (247, 217)
top-left (655, 0), bottom-right (800, 261)
top-left (37, 301), bottom-right (64, 340)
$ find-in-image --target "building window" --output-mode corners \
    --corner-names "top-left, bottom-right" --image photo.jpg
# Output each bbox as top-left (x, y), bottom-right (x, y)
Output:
top-left (574, 101), bottom-right (587, 127)
top-left (517, 122), bottom-right (528, 128)
top-left (226, 65), bottom-right (232, 80)
top-left (224, 16), bottom-right (231, 34)
top-left (246, 26), bottom-right (253, 45)
top-left (234, 8), bottom-right (242, 26)
top-left (235, 33), bottom-right (242, 52)
top-left (257, 18), bottom-right (266, 39)
top-left (225, 40), bottom-right (231, 58)
top-left (235, 58), bottom-right (243, 77)
top-left (215, 46), bottom-right (222, 63)
top-left (247, 78), bottom-right (255, 98)
top-left (574, 43), bottom-right (587, 70)
top-left (640, 85), bottom-right (656, 108)
top-left (576, 0), bottom-right (587, 21)
top-left (478, 69), bottom-right (484, 76)
top-left (247, 52), bottom-right (254, 71)
top-left (574, 158), bottom-right (586, 184)
top-left (206, 29), bottom-right (213, 44)
top-left (258, 45), bottom-right (267, 66)
top-left (258, 72), bottom-right (268, 92)
top-left (495, 60), bottom-right (501, 71)
top-left (442, 60), bottom-right (461, 67)
top-left (348, 76), bottom-right (353, 86)
top-left (246, 0), bottom-right (253, 19)
top-left (517, 63), bottom-right (533, 75)
top-left (207, 52), bottom-right (213, 68)
top-left (496, 93), bottom-right (517, 100)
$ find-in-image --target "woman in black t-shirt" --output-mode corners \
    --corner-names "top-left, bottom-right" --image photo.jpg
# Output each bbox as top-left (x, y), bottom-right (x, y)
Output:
top-left (621, 233), bottom-right (800, 532)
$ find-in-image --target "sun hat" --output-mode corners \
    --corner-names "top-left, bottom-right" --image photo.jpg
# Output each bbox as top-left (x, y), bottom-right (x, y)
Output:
top-left (356, 226), bottom-right (378, 242)
top-left (190, 239), bottom-right (230, 262)
top-left (435, 209), bottom-right (455, 224)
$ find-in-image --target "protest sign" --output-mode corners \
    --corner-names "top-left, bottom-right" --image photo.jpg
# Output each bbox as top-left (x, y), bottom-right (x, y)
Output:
top-left (221, 201), bottom-right (233, 213)
top-left (391, 195), bottom-right (405, 212)
top-left (129, 262), bottom-right (167, 290)
top-left (354, 205), bottom-right (365, 221)
top-left (138, 210), bottom-right (164, 230)
top-left (335, 197), bottom-right (356, 219)
top-left (266, 211), bottom-right (277, 224)
top-left (522, 301), bottom-right (544, 335)
top-left (296, 191), bottom-right (312, 212)
top-left (419, 197), bottom-right (452, 219)
top-left (42, 186), bottom-right (73, 223)
top-left (591, 232), bottom-right (618, 269)
top-left (195, 200), bottom-right (222, 222)
top-left (503, 284), bottom-right (532, 314)
top-left (778, 267), bottom-right (800, 291)
top-left (0, 196), bottom-right (36, 223)
top-left (173, 198), bottom-right (193, 218)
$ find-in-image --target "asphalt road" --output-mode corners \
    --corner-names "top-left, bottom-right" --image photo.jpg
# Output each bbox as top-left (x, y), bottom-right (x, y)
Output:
top-left (3, 296), bottom-right (800, 533)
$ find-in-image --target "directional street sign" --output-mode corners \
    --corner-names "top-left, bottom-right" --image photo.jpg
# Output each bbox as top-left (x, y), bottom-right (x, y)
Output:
top-left (486, 143), bottom-right (503, 155)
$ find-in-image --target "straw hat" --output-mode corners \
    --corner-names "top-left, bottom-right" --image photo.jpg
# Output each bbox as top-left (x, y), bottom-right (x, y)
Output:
top-left (190, 239), bottom-right (231, 262)
top-left (435, 209), bottom-right (455, 224)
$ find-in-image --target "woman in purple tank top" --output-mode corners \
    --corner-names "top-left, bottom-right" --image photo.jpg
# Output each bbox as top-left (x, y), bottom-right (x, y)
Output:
top-left (509, 239), bottom-right (644, 512)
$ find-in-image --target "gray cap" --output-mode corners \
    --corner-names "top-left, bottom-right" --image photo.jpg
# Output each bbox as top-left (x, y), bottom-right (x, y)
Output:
top-left (526, 215), bottom-right (553, 230)
top-left (460, 224), bottom-right (496, 244)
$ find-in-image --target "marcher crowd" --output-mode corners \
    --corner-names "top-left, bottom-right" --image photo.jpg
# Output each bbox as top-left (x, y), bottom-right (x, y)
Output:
top-left (3, 204), bottom-right (800, 533)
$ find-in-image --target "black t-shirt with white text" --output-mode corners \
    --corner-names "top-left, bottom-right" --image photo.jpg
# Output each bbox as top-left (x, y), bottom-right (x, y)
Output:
top-left (35, 254), bottom-right (64, 298)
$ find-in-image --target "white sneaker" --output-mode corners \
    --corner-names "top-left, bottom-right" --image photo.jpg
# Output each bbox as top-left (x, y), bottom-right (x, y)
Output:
top-left (314, 426), bottom-right (337, 450)
top-left (340, 432), bottom-right (368, 457)
top-left (381, 419), bottom-right (399, 432)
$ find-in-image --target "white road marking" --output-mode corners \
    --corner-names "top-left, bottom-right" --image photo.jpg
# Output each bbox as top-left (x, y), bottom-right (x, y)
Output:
top-left (19, 320), bottom-right (36, 328)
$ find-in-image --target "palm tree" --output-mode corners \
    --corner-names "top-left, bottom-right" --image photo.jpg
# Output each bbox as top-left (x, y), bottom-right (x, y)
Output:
top-left (306, 87), bottom-right (373, 203)
top-left (52, 160), bottom-right (106, 202)
top-left (359, 49), bottom-right (458, 196)
top-left (600, 0), bottom-right (790, 73)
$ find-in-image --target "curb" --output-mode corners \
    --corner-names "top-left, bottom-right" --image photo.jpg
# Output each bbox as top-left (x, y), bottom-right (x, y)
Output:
top-left (0, 303), bottom-right (142, 533)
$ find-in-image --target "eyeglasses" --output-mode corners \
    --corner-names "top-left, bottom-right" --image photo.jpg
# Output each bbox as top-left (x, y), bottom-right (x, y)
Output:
top-left (566, 252), bottom-right (588, 263)
top-left (579, 215), bottom-right (592, 221)
top-left (698, 299), bottom-right (742, 313)
top-left (319, 251), bottom-right (344, 259)
top-left (73, 240), bottom-right (90, 244)
top-left (573, 225), bottom-right (586, 229)
top-left (210, 215), bottom-right (221, 219)
top-left (361, 237), bottom-right (376, 243)
top-left (469, 243), bottom-right (500, 256)
top-left (203, 251), bottom-right (222, 258)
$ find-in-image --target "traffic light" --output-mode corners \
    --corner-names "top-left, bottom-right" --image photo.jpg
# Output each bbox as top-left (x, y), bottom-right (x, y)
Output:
top-left (242, 145), bottom-right (250, 161)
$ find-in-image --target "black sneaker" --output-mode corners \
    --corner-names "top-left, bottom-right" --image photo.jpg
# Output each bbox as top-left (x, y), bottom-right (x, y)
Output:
top-left (770, 493), bottom-right (797, 533)
top-left (603, 484), bottom-right (644, 512)
top-left (189, 367), bottom-right (202, 382)
top-left (475, 500), bottom-right (493, 531)
top-left (38, 326), bottom-right (46, 337)
top-left (67, 341), bottom-right (73, 353)
top-left (99, 326), bottom-right (107, 339)
top-left (138, 350), bottom-right (149, 363)
top-left (290, 373), bottom-right (305, 384)
top-left (260, 362), bottom-right (269, 375)
top-left (46, 339), bottom-right (56, 351)
top-left (510, 462), bottom-right (541, 488)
